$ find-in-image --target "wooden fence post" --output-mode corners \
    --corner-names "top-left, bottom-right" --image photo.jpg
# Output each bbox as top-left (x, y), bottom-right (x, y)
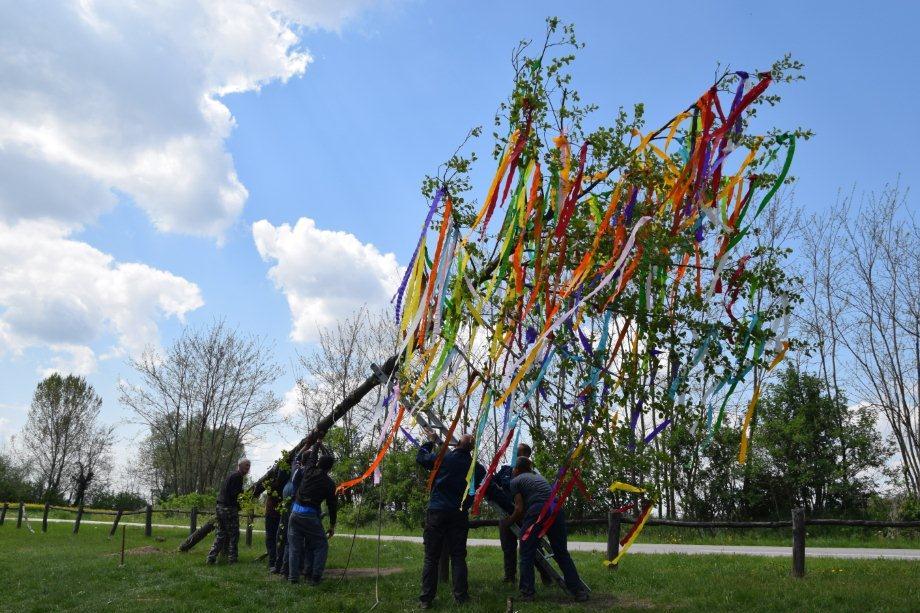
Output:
top-left (245, 510), bottom-right (254, 547)
top-left (144, 504), bottom-right (153, 537)
top-left (0, 502), bottom-right (7, 525)
top-left (189, 507), bottom-right (198, 535)
top-left (438, 546), bottom-right (450, 584)
top-left (42, 502), bottom-right (50, 532)
top-left (73, 503), bottom-right (85, 534)
top-left (16, 501), bottom-right (24, 528)
top-left (607, 510), bottom-right (622, 569)
top-left (120, 525), bottom-right (126, 566)
top-left (792, 507), bottom-right (805, 578)
top-left (109, 509), bottom-right (124, 537)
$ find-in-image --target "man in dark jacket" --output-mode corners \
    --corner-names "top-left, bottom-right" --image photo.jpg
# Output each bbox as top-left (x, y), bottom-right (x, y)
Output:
top-left (287, 452), bottom-right (337, 585)
top-left (207, 458), bottom-right (251, 564)
top-left (416, 432), bottom-right (485, 609)
top-left (501, 457), bottom-right (588, 602)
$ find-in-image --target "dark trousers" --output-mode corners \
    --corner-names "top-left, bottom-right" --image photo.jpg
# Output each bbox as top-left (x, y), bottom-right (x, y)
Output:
top-left (207, 505), bottom-right (240, 562)
top-left (265, 512), bottom-right (280, 567)
top-left (273, 507), bottom-right (291, 574)
top-left (520, 509), bottom-right (583, 597)
top-left (287, 512), bottom-right (329, 582)
top-left (499, 521), bottom-right (517, 579)
top-left (420, 509), bottom-right (469, 604)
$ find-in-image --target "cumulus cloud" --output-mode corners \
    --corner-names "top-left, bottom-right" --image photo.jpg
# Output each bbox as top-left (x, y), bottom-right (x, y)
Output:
top-left (253, 218), bottom-right (401, 342)
top-left (0, 221), bottom-right (204, 373)
top-left (0, 0), bottom-right (378, 237)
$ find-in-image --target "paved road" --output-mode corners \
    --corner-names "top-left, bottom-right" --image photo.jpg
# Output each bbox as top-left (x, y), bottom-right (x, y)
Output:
top-left (28, 519), bottom-right (920, 560)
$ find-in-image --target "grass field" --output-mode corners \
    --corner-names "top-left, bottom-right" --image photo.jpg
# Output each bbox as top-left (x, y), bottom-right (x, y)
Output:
top-left (1, 523), bottom-right (919, 612)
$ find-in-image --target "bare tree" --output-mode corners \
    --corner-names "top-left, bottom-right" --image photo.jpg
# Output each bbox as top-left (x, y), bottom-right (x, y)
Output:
top-left (294, 307), bottom-right (398, 459)
top-left (21, 373), bottom-right (115, 502)
top-left (120, 320), bottom-right (283, 498)
top-left (838, 185), bottom-right (920, 495)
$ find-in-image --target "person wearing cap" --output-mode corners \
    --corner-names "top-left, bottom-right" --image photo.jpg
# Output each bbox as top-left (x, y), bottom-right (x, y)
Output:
top-left (206, 458), bottom-right (251, 565)
top-left (287, 450), bottom-right (337, 585)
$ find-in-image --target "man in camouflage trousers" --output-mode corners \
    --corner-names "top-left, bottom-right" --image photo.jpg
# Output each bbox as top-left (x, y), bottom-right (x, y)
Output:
top-left (207, 458), bottom-right (251, 564)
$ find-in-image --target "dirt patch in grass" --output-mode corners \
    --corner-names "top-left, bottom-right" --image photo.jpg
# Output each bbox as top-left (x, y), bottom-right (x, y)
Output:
top-left (322, 567), bottom-right (404, 579)
top-left (105, 546), bottom-right (164, 557)
top-left (549, 592), bottom-right (659, 609)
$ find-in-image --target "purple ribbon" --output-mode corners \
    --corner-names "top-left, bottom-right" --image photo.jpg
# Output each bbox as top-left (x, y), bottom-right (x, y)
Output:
top-left (643, 418), bottom-right (672, 444)
top-left (393, 187), bottom-right (445, 321)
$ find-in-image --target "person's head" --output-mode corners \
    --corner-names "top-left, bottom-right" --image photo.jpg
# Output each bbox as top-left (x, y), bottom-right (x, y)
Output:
top-left (512, 456), bottom-right (533, 477)
top-left (238, 459), bottom-right (251, 476)
top-left (317, 455), bottom-right (335, 473)
top-left (456, 433), bottom-right (475, 452)
top-left (517, 443), bottom-right (532, 459)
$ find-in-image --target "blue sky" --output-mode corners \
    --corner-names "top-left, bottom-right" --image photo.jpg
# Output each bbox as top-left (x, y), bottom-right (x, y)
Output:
top-left (1, 0), bottom-right (917, 479)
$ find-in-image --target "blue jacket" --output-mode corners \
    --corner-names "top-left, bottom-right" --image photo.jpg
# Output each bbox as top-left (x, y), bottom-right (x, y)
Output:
top-left (417, 442), bottom-right (486, 513)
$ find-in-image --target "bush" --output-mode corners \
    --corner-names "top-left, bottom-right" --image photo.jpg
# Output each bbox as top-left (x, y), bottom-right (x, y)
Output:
top-left (89, 489), bottom-right (148, 510)
top-left (158, 491), bottom-right (217, 511)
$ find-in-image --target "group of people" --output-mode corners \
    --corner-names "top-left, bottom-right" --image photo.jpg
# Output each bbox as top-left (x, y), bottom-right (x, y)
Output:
top-left (206, 431), bottom-right (589, 607)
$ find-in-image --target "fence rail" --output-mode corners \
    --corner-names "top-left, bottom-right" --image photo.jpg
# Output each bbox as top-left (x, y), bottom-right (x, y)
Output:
top-left (4, 501), bottom-right (919, 578)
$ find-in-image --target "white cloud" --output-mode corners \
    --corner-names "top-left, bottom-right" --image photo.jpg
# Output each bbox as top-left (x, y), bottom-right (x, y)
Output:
top-left (280, 385), bottom-right (303, 419)
top-left (0, 0), bottom-right (379, 238)
top-left (0, 220), bottom-right (204, 373)
top-left (253, 217), bottom-right (401, 342)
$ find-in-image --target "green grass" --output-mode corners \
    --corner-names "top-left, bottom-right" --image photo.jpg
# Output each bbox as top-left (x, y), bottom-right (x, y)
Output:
top-left (1, 522), bottom-right (919, 612)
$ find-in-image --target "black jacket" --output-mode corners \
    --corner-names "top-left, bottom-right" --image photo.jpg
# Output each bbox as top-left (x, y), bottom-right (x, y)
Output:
top-left (294, 468), bottom-right (338, 527)
top-left (216, 470), bottom-right (245, 509)
top-left (417, 442), bottom-right (485, 513)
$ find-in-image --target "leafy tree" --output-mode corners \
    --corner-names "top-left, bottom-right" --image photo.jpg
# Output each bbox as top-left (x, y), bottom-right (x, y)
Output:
top-left (0, 445), bottom-right (33, 502)
top-left (745, 367), bottom-right (888, 517)
top-left (21, 373), bottom-right (114, 503)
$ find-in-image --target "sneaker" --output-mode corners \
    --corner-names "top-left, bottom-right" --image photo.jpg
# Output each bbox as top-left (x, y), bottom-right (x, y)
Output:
top-left (418, 601), bottom-right (432, 610)
top-left (573, 591), bottom-right (590, 602)
top-left (454, 596), bottom-right (469, 605)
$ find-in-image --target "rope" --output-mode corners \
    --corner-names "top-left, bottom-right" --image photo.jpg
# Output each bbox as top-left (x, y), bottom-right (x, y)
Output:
top-left (367, 480), bottom-right (385, 611)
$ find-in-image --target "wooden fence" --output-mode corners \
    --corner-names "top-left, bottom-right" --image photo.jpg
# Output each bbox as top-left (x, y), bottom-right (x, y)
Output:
top-left (469, 508), bottom-right (920, 578)
top-left (3, 501), bottom-right (919, 578)
top-left (0, 501), bottom-right (265, 547)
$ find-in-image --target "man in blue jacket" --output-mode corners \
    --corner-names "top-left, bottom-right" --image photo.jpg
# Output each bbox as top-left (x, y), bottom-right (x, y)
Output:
top-left (416, 432), bottom-right (485, 609)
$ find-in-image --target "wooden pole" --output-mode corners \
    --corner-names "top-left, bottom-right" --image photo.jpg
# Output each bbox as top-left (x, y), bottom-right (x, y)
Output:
top-left (120, 525), bottom-right (126, 566)
top-left (16, 501), bottom-right (23, 528)
top-left (73, 503), bottom-right (85, 534)
top-left (189, 507), bottom-right (198, 535)
top-left (791, 507), bottom-right (805, 578)
top-left (144, 504), bottom-right (153, 538)
top-left (109, 509), bottom-right (124, 537)
top-left (0, 502), bottom-right (7, 525)
top-left (438, 546), bottom-right (450, 584)
top-left (245, 510), bottom-right (254, 547)
top-left (607, 510), bottom-right (622, 569)
top-left (42, 502), bottom-right (50, 532)
top-left (179, 356), bottom-right (399, 553)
